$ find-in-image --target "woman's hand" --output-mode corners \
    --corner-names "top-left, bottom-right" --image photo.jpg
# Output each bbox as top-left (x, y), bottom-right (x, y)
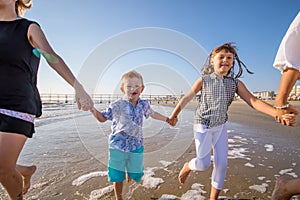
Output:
top-left (74, 84), bottom-right (94, 111)
top-left (275, 104), bottom-right (298, 126)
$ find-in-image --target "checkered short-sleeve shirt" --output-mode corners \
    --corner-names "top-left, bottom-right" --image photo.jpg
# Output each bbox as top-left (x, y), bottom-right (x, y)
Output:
top-left (194, 73), bottom-right (238, 128)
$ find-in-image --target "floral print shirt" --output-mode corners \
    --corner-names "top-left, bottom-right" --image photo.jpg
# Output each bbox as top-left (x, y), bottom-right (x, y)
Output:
top-left (102, 98), bottom-right (154, 152)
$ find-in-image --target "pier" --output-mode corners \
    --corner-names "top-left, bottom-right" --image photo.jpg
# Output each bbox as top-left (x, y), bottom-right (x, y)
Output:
top-left (40, 93), bottom-right (183, 105)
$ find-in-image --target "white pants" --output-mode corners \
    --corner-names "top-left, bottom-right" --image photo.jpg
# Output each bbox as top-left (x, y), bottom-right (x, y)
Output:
top-left (189, 123), bottom-right (228, 190)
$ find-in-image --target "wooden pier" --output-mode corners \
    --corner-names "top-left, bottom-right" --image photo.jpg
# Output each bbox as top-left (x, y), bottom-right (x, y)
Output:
top-left (40, 93), bottom-right (183, 105)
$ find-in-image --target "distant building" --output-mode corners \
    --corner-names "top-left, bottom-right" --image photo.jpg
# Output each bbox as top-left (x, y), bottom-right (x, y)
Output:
top-left (289, 84), bottom-right (300, 100)
top-left (252, 91), bottom-right (275, 100)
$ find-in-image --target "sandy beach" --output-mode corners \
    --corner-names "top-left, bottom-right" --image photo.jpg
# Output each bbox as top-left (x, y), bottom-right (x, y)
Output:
top-left (0, 101), bottom-right (300, 200)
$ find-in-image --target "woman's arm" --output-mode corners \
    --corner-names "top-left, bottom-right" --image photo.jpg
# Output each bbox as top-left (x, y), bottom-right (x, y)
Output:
top-left (275, 67), bottom-right (300, 106)
top-left (28, 24), bottom-right (93, 111)
top-left (274, 68), bottom-right (299, 120)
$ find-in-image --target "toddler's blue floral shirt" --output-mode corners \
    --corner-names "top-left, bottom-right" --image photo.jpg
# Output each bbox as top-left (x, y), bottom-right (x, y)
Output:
top-left (102, 98), bottom-right (154, 152)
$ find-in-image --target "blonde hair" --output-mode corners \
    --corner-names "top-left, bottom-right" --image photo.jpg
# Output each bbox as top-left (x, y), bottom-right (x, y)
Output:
top-left (15, 0), bottom-right (32, 17)
top-left (201, 42), bottom-right (253, 78)
top-left (121, 70), bottom-right (144, 88)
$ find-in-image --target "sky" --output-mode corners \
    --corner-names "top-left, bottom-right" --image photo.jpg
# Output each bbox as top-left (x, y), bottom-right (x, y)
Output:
top-left (25, 0), bottom-right (300, 96)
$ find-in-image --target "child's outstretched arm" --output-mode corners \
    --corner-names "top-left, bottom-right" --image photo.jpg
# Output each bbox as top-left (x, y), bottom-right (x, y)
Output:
top-left (150, 112), bottom-right (168, 122)
top-left (150, 112), bottom-right (177, 126)
top-left (237, 80), bottom-right (296, 126)
top-left (91, 107), bottom-right (107, 122)
top-left (170, 77), bottom-right (203, 119)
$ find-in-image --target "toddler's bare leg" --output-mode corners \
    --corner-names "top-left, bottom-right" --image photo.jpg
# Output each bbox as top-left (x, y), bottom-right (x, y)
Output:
top-left (126, 173), bottom-right (132, 182)
top-left (114, 181), bottom-right (123, 200)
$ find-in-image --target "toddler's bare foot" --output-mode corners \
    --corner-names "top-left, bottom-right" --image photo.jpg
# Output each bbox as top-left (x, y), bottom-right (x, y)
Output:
top-left (178, 162), bottom-right (191, 185)
top-left (271, 175), bottom-right (293, 200)
top-left (19, 165), bottom-right (37, 194)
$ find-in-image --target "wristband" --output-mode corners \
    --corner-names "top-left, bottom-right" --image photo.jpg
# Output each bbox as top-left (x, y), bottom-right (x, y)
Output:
top-left (274, 102), bottom-right (289, 109)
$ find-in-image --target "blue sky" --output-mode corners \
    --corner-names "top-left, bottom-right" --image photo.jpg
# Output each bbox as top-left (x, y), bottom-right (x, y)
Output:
top-left (25, 1), bottom-right (300, 95)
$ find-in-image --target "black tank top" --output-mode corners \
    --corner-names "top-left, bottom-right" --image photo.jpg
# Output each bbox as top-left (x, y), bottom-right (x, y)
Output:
top-left (0, 18), bottom-right (42, 117)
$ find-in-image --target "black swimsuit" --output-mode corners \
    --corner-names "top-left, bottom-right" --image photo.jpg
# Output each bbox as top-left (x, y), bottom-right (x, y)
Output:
top-left (0, 18), bottom-right (41, 137)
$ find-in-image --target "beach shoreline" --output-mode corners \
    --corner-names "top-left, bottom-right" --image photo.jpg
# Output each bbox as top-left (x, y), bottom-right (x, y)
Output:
top-left (122, 101), bottom-right (300, 200)
top-left (1, 101), bottom-right (299, 200)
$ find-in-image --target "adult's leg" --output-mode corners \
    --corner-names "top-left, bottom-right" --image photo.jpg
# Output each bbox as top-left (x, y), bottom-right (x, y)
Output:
top-left (271, 175), bottom-right (300, 200)
top-left (210, 125), bottom-right (228, 200)
top-left (0, 132), bottom-right (27, 200)
top-left (113, 181), bottom-right (123, 200)
top-left (16, 164), bottom-right (37, 194)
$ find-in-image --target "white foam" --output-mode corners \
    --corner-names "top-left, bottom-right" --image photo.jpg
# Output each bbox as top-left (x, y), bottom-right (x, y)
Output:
top-left (279, 168), bottom-right (293, 175)
top-left (158, 194), bottom-right (178, 200)
top-left (191, 183), bottom-right (206, 194)
top-left (228, 147), bottom-right (250, 160)
top-left (72, 171), bottom-right (107, 186)
top-left (142, 167), bottom-right (164, 189)
top-left (249, 183), bottom-right (268, 193)
top-left (181, 190), bottom-right (205, 200)
top-left (287, 172), bottom-right (298, 178)
top-left (228, 138), bottom-right (236, 143)
top-left (159, 160), bottom-right (173, 167)
top-left (89, 185), bottom-right (114, 200)
top-left (222, 188), bottom-right (229, 193)
top-left (264, 144), bottom-right (274, 152)
top-left (245, 162), bottom-right (255, 168)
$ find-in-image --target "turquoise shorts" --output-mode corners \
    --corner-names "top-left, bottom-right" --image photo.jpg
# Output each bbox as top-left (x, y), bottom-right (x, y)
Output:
top-left (108, 146), bottom-right (144, 183)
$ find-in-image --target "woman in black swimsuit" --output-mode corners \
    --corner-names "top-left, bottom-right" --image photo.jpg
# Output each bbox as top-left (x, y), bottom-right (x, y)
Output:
top-left (0, 1), bottom-right (93, 199)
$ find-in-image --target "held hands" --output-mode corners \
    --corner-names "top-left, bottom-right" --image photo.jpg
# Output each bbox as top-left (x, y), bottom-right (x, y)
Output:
top-left (275, 104), bottom-right (298, 126)
top-left (74, 84), bottom-right (94, 111)
top-left (166, 116), bottom-right (178, 126)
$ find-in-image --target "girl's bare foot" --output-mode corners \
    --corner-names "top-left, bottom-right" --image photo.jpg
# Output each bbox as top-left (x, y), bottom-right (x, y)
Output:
top-left (271, 175), bottom-right (293, 200)
top-left (17, 165), bottom-right (37, 194)
top-left (178, 162), bottom-right (191, 185)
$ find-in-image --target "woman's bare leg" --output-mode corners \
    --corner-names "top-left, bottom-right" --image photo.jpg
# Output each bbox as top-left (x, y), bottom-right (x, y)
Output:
top-left (0, 132), bottom-right (27, 200)
top-left (271, 175), bottom-right (300, 200)
top-left (16, 165), bottom-right (37, 194)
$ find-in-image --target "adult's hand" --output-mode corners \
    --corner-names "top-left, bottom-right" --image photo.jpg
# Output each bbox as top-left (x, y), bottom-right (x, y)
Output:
top-left (75, 84), bottom-right (94, 111)
top-left (275, 104), bottom-right (298, 126)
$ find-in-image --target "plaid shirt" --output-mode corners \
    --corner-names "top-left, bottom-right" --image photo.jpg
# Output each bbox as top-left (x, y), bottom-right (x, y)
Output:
top-left (194, 73), bottom-right (238, 128)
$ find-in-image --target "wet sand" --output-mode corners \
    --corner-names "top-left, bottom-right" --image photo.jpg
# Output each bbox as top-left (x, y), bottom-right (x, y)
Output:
top-left (1, 101), bottom-right (299, 200)
top-left (122, 101), bottom-right (300, 200)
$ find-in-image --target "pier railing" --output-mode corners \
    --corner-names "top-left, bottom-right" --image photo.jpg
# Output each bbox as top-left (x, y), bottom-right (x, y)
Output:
top-left (40, 93), bottom-right (184, 105)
